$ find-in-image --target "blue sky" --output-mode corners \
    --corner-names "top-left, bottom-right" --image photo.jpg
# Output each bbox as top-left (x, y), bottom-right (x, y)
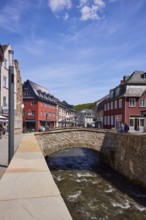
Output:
top-left (1, 0), bottom-right (146, 105)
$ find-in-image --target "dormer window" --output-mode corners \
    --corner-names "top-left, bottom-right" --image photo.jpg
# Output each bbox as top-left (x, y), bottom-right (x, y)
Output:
top-left (141, 72), bottom-right (146, 79)
top-left (110, 90), bottom-right (114, 98)
top-left (115, 87), bottom-right (120, 96)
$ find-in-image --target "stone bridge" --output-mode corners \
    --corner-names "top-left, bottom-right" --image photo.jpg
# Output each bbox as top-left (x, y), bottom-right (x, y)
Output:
top-left (35, 128), bottom-right (146, 188)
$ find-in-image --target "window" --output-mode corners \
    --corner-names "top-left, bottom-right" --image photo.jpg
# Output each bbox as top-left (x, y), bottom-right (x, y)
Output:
top-left (111, 116), bottom-right (113, 125)
top-left (104, 104), bottom-right (106, 111)
top-left (107, 103), bottom-right (109, 110)
top-left (31, 100), bottom-right (35, 106)
top-left (114, 100), bottom-right (117, 109)
top-left (119, 99), bottom-right (122, 108)
top-left (140, 119), bottom-right (144, 126)
top-left (4, 58), bottom-right (7, 68)
top-left (115, 87), bottom-right (120, 96)
top-left (139, 99), bottom-right (145, 107)
top-left (110, 90), bottom-right (114, 98)
top-left (130, 118), bottom-right (134, 126)
top-left (107, 116), bottom-right (110, 125)
top-left (110, 102), bottom-right (113, 109)
top-left (129, 98), bottom-right (136, 107)
top-left (3, 76), bottom-right (7, 87)
top-left (3, 96), bottom-right (7, 107)
top-left (31, 110), bottom-right (35, 115)
top-left (104, 116), bottom-right (106, 125)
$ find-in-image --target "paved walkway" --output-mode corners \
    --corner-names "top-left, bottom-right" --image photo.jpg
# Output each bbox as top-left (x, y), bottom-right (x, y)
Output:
top-left (0, 133), bottom-right (72, 220)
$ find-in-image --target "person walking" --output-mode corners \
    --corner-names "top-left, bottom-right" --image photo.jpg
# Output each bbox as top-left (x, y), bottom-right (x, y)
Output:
top-left (0, 124), bottom-right (3, 139)
top-left (120, 123), bottom-right (124, 132)
top-left (124, 123), bottom-right (129, 133)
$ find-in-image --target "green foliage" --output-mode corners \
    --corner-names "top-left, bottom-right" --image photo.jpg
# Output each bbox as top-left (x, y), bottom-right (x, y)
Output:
top-left (73, 102), bottom-right (96, 111)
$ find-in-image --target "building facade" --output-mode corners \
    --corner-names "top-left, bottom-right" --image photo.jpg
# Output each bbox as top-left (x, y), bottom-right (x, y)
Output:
top-left (103, 71), bottom-right (146, 132)
top-left (14, 60), bottom-right (23, 133)
top-left (77, 109), bottom-right (95, 127)
top-left (23, 80), bottom-right (57, 131)
top-left (0, 44), bottom-right (23, 132)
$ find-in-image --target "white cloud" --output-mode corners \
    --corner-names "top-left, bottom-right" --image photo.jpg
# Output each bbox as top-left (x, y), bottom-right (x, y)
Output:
top-left (48, 0), bottom-right (72, 12)
top-left (79, 0), bottom-right (105, 21)
top-left (0, 0), bottom-right (30, 32)
top-left (80, 5), bottom-right (100, 21)
top-left (79, 0), bottom-right (89, 7)
top-left (94, 0), bottom-right (105, 8)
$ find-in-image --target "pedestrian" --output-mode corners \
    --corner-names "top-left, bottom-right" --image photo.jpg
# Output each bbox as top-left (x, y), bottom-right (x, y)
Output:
top-left (120, 123), bottom-right (124, 132)
top-left (124, 123), bottom-right (129, 133)
top-left (2, 124), bottom-right (6, 138)
top-left (0, 124), bottom-right (3, 139)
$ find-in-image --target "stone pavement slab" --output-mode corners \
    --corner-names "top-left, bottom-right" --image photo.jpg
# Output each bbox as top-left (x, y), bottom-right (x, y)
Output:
top-left (0, 196), bottom-right (72, 220)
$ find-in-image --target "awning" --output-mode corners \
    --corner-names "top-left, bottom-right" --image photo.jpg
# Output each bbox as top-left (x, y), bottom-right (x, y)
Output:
top-left (0, 115), bottom-right (8, 122)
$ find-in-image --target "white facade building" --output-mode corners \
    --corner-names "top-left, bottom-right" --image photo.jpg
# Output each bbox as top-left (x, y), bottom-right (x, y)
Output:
top-left (0, 44), bottom-right (18, 130)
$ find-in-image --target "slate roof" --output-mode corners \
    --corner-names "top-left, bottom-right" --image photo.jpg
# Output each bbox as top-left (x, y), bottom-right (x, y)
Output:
top-left (23, 80), bottom-right (57, 104)
top-left (124, 86), bottom-right (146, 97)
top-left (28, 80), bottom-right (49, 96)
top-left (0, 45), bottom-right (4, 62)
top-left (125, 71), bottom-right (146, 84)
top-left (1, 44), bottom-right (9, 52)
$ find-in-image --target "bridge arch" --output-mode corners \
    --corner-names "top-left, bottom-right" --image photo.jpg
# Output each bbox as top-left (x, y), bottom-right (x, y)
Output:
top-left (35, 128), bottom-right (106, 156)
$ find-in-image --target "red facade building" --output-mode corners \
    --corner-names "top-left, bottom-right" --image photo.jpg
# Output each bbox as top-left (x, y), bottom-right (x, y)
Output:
top-left (23, 80), bottom-right (57, 131)
top-left (103, 71), bottom-right (146, 132)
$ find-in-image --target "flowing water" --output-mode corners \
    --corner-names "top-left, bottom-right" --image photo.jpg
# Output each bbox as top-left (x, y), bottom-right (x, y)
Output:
top-left (46, 148), bottom-right (146, 220)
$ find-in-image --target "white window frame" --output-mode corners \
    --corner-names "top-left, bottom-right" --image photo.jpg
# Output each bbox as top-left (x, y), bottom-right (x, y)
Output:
top-left (107, 116), bottom-right (110, 125)
top-left (114, 100), bottom-right (117, 109)
top-left (119, 99), bottom-right (122, 108)
top-left (107, 103), bottom-right (109, 110)
top-left (129, 98), bottom-right (136, 107)
top-left (3, 76), bottom-right (7, 87)
top-left (3, 96), bottom-right (7, 107)
top-left (110, 102), bottom-right (113, 109)
top-left (111, 116), bottom-right (113, 125)
top-left (139, 99), bottom-right (145, 107)
top-left (104, 116), bottom-right (106, 125)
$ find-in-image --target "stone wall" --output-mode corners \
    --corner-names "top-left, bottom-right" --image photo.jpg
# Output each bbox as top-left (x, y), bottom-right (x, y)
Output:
top-left (101, 132), bottom-right (146, 187)
top-left (35, 129), bottom-right (106, 156)
top-left (35, 128), bottom-right (146, 188)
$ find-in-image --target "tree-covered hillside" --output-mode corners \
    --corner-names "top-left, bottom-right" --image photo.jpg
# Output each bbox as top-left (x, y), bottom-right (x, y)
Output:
top-left (73, 102), bottom-right (96, 111)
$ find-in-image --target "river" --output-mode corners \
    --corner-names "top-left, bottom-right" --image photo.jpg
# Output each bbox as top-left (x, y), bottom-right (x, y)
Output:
top-left (46, 148), bottom-right (146, 220)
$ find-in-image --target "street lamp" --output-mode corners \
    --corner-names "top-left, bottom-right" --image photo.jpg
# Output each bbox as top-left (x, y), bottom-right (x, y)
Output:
top-left (8, 50), bottom-right (14, 163)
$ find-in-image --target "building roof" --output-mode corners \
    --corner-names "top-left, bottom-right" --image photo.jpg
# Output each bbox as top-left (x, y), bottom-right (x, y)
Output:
top-left (23, 80), bottom-right (57, 105)
top-left (1, 44), bottom-right (9, 52)
top-left (125, 71), bottom-right (146, 84)
top-left (0, 45), bottom-right (4, 62)
top-left (124, 86), bottom-right (146, 97)
top-left (79, 109), bottom-right (95, 117)
top-left (28, 80), bottom-right (49, 96)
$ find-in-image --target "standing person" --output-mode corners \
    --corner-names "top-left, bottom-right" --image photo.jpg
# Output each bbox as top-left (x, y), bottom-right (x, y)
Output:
top-left (2, 124), bottom-right (6, 138)
top-left (120, 123), bottom-right (124, 132)
top-left (124, 123), bottom-right (129, 133)
top-left (0, 124), bottom-right (3, 139)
